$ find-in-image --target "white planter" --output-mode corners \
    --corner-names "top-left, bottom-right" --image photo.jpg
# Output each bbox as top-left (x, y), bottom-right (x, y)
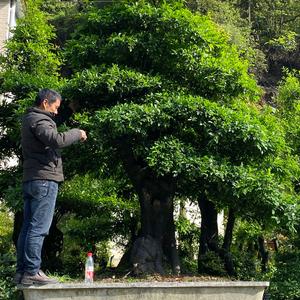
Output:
top-left (21, 281), bottom-right (269, 300)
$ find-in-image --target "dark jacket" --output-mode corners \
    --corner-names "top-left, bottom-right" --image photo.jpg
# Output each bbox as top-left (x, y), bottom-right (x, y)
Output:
top-left (21, 107), bottom-right (81, 182)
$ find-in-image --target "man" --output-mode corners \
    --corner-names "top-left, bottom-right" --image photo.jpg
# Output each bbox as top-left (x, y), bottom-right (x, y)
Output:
top-left (15, 88), bottom-right (87, 285)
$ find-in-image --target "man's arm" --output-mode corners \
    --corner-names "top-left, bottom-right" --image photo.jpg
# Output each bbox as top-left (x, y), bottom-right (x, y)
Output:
top-left (34, 120), bottom-right (85, 148)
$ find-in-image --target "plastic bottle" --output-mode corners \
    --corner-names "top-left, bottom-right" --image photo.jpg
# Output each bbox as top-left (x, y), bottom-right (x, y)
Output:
top-left (84, 252), bottom-right (94, 283)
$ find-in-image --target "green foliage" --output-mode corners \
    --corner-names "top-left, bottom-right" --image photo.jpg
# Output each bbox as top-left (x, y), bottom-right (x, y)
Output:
top-left (187, 0), bottom-right (267, 78)
top-left (0, 254), bottom-right (18, 300)
top-left (176, 211), bottom-right (199, 274)
top-left (59, 174), bottom-right (137, 215)
top-left (269, 67), bottom-right (300, 299)
top-left (0, 0), bottom-right (63, 187)
top-left (189, 0), bottom-right (300, 82)
top-left (65, 1), bottom-right (260, 102)
top-left (0, 72), bottom-right (63, 101)
top-left (3, 0), bottom-right (61, 74)
top-left (0, 169), bottom-right (22, 213)
top-left (269, 251), bottom-right (300, 300)
top-left (0, 205), bottom-right (14, 255)
top-left (63, 65), bottom-right (164, 109)
top-left (40, 0), bottom-right (79, 16)
top-left (91, 86), bottom-right (298, 228)
top-left (59, 216), bottom-right (113, 276)
top-left (231, 221), bottom-right (265, 280)
top-left (276, 70), bottom-right (300, 155)
top-left (93, 93), bottom-right (282, 161)
top-left (233, 251), bottom-right (260, 280)
top-left (268, 31), bottom-right (298, 52)
top-left (277, 70), bottom-right (300, 113)
top-left (232, 0), bottom-right (300, 45)
top-left (198, 251), bottom-right (227, 276)
top-left (61, 2), bottom-right (300, 258)
top-left (176, 213), bottom-right (199, 257)
top-left (237, 0), bottom-right (300, 78)
top-left (0, 204), bottom-right (18, 300)
top-left (56, 174), bottom-right (139, 275)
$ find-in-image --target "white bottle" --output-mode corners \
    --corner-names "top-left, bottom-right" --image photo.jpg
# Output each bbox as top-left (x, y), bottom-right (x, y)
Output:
top-left (85, 252), bottom-right (94, 284)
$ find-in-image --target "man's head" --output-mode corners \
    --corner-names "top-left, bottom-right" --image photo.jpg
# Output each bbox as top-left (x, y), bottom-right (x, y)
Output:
top-left (35, 89), bottom-right (62, 115)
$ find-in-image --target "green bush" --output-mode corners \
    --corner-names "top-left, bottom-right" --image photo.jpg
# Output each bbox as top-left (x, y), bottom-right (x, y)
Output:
top-left (198, 251), bottom-right (227, 276)
top-left (268, 251), bottom-right (300, 300)
top-left (0, 206), bottom-right (14, 253)
top-left (0, 254), bottom-right (19, 300)
top-left (56, 174), bottom-right (138, 276)
top-left (0, 205), bottom-right (19, 300)
top-left (176, 212), bottom-right (199, 274)
top-left (277, 70), bottom-right (300, 113)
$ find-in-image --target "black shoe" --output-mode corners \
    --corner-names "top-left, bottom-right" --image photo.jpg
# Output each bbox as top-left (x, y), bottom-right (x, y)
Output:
top-left (21, 270), bottom-right (58, 285)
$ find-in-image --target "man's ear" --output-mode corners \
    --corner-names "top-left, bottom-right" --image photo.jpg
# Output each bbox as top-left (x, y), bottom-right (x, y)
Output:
top-left (40, 99), bottom-right (48, 109)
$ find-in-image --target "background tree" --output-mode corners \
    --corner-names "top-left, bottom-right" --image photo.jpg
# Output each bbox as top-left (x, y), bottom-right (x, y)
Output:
top-left (261, 68), bottom-right (300, 300)
top-left (187, 0), bottom-right (300, 103)
top-left (0, 0), bottom-right (63, 257)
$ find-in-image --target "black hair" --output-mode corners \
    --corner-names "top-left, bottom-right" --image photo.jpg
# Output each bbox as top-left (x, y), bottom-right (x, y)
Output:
top-left (34, 89), bottom-right (62, 106)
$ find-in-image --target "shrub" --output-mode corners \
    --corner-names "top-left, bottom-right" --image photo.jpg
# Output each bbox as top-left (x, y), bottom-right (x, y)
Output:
top-left (268, 251), bottom-right (300, 300)
top-left (0, 205), bottom-right (19, 300)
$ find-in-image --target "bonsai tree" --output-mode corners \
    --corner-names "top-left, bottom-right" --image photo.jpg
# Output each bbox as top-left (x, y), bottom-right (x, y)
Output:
top-left (62, 1), bottom-right (298, 274)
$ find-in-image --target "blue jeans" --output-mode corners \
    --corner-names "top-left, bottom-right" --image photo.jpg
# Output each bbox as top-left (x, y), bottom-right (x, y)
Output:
top-left (16, 180), bottom-right (58, 275)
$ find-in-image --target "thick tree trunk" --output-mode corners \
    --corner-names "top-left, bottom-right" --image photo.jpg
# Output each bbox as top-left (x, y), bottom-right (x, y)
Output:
top-left (198, 193), bottom-right (219, 256)
top-left (118, 141), bottom-right (180, 275)
top-left (162, 194), bottom-right (181, 275)
top-left (197, 193), bottom-right (220, 274)
top-left (197, 195), bottom-right (236, 277)
top-left (222, 209), bottom-right (235, 251)
top-left (130, 181), bottom-right (180, 275)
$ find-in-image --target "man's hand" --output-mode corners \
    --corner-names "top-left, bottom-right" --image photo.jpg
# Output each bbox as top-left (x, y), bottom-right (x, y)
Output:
top-left (80, 130), bottom-right (87, 141)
